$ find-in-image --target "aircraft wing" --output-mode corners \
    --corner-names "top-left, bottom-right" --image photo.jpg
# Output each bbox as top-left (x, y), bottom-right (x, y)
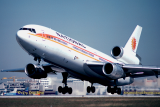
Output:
top-left (85, 61), bottom-right (160, 78)
top-left (1, 68), bottom-right (24, 72)
top-left (1, 64), bottom-right (66, 74)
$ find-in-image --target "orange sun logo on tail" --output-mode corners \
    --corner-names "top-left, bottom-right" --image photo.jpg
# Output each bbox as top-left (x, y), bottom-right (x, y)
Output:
top-left (131, 37), bottom-right (136, 51)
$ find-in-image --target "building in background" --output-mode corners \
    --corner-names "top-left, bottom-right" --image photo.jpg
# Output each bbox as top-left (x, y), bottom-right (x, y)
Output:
top-left (0, 77), bottom-right (160, 96)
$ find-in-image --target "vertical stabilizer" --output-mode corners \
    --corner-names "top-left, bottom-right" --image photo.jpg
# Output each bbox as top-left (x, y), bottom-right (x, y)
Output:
top-left (124, 25), bottom-right (142, 54)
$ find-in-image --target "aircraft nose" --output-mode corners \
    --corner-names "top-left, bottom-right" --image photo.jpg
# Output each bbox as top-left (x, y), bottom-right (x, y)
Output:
top-left (16, 30), bottom-right (26, 44)
top-left (16, 30), bottom-right (22, 43)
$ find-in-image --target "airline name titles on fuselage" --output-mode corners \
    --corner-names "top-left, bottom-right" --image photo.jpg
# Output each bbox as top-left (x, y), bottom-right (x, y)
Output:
top-left (56, 32), bottom-right (86, 49)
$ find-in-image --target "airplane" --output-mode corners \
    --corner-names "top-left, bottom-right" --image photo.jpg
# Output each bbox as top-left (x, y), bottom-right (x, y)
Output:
top-left (1, 24), bottom-right (160, 95)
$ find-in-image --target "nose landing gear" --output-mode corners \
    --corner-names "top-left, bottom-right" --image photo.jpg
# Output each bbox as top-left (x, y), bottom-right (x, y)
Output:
top-left (34, 57), bottom-right (41, 65)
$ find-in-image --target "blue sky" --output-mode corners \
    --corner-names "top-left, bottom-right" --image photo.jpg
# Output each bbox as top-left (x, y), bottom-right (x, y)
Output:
top-left (0, 0), bottom-right (160, 80)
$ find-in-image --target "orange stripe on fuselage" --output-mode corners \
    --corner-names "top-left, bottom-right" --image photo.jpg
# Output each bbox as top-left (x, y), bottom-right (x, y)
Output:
top-left (28, 33), bottom-right (113, 63)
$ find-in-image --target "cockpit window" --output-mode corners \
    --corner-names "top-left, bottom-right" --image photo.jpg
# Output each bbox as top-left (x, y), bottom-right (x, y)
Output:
top-left (32, 29), bottom-right (36, 33)
top-left (19, 28), bottom-right (36, 33)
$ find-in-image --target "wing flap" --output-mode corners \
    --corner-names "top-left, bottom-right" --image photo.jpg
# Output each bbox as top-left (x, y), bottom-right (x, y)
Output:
top-left (122, 64), bottom-right (160, 78)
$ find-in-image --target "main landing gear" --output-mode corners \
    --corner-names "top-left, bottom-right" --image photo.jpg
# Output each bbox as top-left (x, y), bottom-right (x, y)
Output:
top-left (58, 86), bottom-right (72, 94)
top-left (58, 72), bottom-right (73, 94)
top-left (87, 83), bottom-right (96, 93)
top-left (107, 86), bottom-right (121, 95)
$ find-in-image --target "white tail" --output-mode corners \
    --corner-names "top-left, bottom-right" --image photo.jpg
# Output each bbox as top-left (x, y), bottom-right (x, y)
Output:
top-left (124, 25), bottom-right (142, 54)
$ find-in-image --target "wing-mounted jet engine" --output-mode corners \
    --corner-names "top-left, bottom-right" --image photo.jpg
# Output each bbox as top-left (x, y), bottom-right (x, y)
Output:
top-left (102, 63), bottom-right (125, 80)
top-left (25, 63), bottom-right (47, 79)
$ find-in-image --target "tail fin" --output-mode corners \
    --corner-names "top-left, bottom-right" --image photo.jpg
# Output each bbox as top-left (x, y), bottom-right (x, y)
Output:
top-left (124, 25), bottom-right (142, 54)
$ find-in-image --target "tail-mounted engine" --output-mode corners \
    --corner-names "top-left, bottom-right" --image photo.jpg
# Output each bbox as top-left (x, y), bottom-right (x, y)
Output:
top-left (25, 63), bottom-right (47, 79)
top-left (111, 46), bottom-right (140, 64)
top-left (102, 63), bottom-right (125, 80)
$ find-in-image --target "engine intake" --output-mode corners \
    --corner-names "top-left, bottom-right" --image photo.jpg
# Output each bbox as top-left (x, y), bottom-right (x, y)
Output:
top-left (102, 63), bottom-right (124, 80)
top-left (111, 46), bottom-right (140, 64)
top-left (25, 63), bottom-right (47, 79)
top-left (111, 46), bottom-right (124, 59)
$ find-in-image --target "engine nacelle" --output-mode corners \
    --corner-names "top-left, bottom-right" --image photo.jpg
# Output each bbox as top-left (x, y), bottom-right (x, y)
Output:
top-left (102, 63), bottom-right (125, 80)
top-left (111, 46), bottom-right (140, 64)
top-left (25, 63), bottom-right (47, 79)
top-left (116, 77), bottom-right (134, 86)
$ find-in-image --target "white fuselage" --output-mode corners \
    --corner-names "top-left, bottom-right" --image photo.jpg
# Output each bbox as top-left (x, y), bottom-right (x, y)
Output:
top-left (16, 24), bottom-right (125, 86)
